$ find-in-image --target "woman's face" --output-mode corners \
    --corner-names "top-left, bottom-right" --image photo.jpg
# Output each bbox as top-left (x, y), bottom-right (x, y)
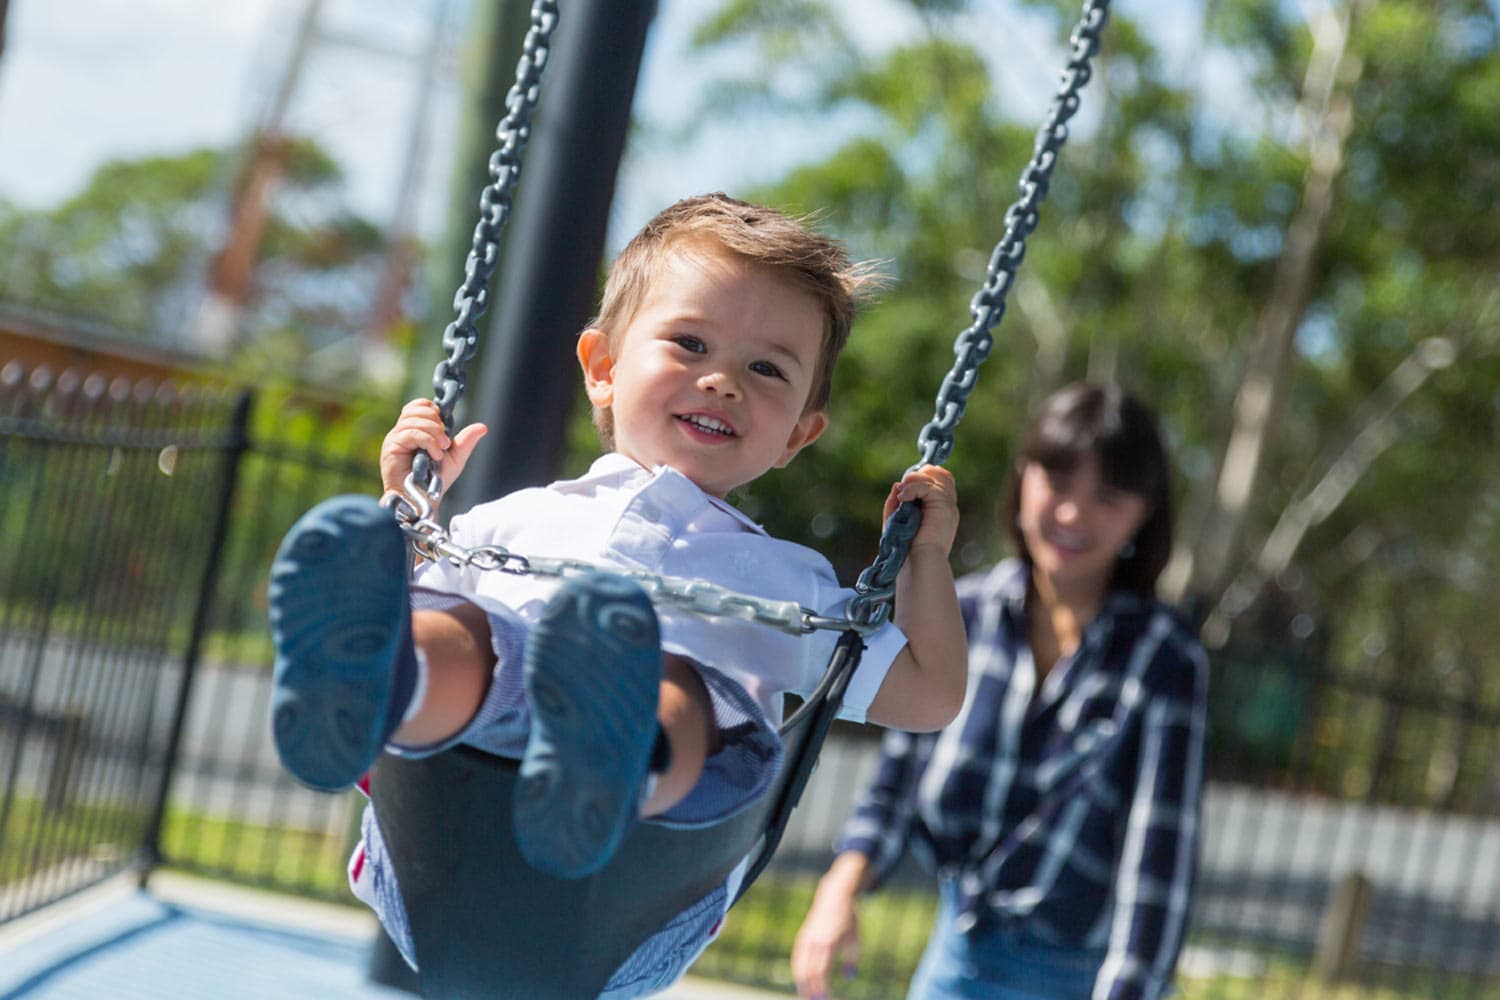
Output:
top-left (1017, 453), bottom-right (1150, 598)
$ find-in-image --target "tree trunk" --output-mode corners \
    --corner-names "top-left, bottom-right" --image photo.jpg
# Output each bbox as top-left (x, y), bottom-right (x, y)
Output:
top-left (1199, 337), bottom-right (1457, 646)
top-left (1162, 0), bottom-right (1370, 609)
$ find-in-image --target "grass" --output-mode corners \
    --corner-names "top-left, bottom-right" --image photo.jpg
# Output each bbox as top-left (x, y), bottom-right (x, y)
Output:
top-left (1177, 956), bottom-right (1496, 1000)
top-left (702, 873), bottom-right (1498, 1000)
top-left (0, 795), bottom-right (145, 884)
top-left (697, 874), bottom-right (936, 997)
top-left (8, 800), bottom-right (1497, 999)
top-left (158, 803), bottom-right (356, 900)
top-left (1, 792), bottom-right (354, 902)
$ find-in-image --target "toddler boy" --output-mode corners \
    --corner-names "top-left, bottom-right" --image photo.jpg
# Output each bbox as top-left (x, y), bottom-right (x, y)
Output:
top-left (268, 193), bottom-right (966, 995)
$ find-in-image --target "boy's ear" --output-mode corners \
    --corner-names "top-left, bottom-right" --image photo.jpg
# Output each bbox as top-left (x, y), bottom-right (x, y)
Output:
top-left (775, 409), bottom-right (829, 468)
top-left (577, 327), bottom-right (615, 407)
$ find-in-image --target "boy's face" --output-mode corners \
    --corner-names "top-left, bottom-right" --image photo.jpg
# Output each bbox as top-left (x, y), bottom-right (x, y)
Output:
top-left (577, 249), bottom-right (829, 498)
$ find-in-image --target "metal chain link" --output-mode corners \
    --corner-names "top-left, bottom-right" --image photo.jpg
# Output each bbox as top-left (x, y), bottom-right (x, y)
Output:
top-left (395, 0), bottom-right (1111, 636)
top-left (382, 483), bottom-right (855, 636)
top-left (847, 0), bottom-right (1111, 629)
top-left (411, 0), bottom-right (560, 503)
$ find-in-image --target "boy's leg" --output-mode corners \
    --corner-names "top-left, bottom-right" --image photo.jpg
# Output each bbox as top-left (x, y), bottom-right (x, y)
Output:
top-left (642, 654), bottom-right (721, 816)
top-left (395, 600), bottom-right (495, 747)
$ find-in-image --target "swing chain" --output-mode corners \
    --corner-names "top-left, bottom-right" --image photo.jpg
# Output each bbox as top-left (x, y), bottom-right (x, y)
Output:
top-left (848, 0), bottom-right (1110, 628)
top-left (392, 0), bottom-right (1109, 636)
top-left (412, 0), bottom-right (561, 504)
top-left (381, 483), bottom-right (871, 637)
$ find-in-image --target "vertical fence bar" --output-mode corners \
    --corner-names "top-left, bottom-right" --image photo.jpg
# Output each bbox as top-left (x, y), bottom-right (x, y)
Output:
top-left (137, 390), bottom-right (252, 878)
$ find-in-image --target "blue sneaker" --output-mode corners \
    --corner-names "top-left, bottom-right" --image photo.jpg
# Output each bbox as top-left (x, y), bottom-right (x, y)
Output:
top-left (513, 572), bottom-right (662, 879)
top-left (268, 495), bottom-right (417, 792)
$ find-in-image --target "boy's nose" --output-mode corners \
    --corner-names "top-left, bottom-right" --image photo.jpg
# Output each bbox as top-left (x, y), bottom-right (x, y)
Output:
top-left (698, 369), bottom-right (740, 399)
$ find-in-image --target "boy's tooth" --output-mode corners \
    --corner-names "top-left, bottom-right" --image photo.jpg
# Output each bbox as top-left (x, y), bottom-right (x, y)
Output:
top-left (687, 414), bottom-right (730, 435)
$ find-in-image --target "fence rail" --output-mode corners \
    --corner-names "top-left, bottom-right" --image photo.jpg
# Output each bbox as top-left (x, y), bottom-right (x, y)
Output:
top-left (3, 359), bottom-right (1499, 998)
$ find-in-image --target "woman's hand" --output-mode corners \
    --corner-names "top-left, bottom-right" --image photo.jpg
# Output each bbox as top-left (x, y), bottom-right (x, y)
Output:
top-left (379, 398), bottom-right (487, 501)
top-left (792, 857), bottom-right (867, 999)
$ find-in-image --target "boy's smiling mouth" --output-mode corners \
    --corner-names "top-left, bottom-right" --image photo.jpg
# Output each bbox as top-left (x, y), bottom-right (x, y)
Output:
top-left (676, 412), bottom-right (737, 438)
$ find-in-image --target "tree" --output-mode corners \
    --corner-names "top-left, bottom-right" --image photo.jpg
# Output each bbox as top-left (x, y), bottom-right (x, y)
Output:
top-left (656, 0), bottom-right (1500, 712)
top-left (0, 137), bottom-right (408, 391)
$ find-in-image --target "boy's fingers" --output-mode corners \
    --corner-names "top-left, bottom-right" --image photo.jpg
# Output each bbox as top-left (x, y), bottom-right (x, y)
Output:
top-left (895, 478), bottom-right (931, 503)
top-left (390, 426), bottom-right (440, 449)
top-left (447, 424), bottom-right (488, 466)
top-left (393, 414), bottom-right (447, 440)
top-left (895, 466), bottom-right (954, 501)
top-left (386, 428), bottom-right (447, 461)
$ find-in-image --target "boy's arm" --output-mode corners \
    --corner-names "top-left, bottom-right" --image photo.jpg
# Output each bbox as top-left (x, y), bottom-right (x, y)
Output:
top-left (863, 466), bottom-right (968, 733)
top-left (380, 398), bottom-right (488, 503)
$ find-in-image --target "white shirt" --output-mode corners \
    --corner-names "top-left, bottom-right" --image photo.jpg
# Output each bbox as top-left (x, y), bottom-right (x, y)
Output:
top-left (414, 453), bottom-right (906, 727)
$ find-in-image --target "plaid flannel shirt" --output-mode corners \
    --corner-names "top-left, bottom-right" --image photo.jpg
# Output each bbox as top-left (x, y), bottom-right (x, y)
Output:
top-left (837, 560), bottom-right (1209, 1000)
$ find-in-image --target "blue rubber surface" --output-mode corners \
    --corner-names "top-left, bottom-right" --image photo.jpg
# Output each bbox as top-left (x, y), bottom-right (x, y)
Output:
top-left (0, 893), bottom-right (410, 1000)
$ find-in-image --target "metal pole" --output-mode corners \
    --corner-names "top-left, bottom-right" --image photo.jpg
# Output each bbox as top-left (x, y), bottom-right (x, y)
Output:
top-left (448, 0), bottom-right (658, 512)
top-left (137, 390), bottom-right (253, 883)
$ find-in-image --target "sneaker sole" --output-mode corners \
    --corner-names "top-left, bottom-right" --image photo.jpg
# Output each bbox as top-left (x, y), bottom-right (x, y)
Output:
top-left (268, 495), bottom-right (410, 792)
top-left (514, 572), bottom-right (661, 879)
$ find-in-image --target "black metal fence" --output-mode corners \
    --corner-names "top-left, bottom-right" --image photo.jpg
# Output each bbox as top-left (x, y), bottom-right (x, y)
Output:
top-left (696, 648), bottom-right (1500, 999)
top-left (3, 359), bottom-right (1500, 999)
top-left (0, 361), bottom-right (385, 924)
top-left (0, 362), bottom-right (246, 922)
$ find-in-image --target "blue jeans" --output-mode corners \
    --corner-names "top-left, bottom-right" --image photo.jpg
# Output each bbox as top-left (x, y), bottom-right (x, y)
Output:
top-left (907, 882), bottom-right (1104, 1000)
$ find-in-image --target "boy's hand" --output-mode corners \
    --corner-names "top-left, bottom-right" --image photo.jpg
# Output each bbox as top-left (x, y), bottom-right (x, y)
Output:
top-left (883, 465), bottom-right (958, 556)
top-left (380, 398), bottom-right (487, 500)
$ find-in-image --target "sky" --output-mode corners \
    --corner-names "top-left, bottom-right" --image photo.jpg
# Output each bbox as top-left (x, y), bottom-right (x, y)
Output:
top-left (0, 1), bottom-right (276, 202)
top-left (0, 0), bottom-right (1225, 259)
top-left (0, 0), bottom-right (966, 246)
top-left (0, 0), bottom-right (466, 240)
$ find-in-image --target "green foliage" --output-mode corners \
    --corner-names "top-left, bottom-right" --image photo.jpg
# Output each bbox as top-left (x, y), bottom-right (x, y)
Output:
top-left (0, 137), bottom-right (407, 396)
top-left (667, 0), bottom-right (1500, 804)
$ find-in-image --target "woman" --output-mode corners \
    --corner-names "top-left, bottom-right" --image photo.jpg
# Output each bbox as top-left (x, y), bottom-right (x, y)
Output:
top-left (792, 383), bottom-right (1208, 1000)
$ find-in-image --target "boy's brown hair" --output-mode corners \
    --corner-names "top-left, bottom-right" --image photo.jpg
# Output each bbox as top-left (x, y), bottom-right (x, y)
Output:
top-left (586, 192), bottom-right (881, 449)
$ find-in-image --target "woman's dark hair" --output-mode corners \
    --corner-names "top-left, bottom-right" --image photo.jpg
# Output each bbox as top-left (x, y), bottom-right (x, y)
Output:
top-left (1001, 382), bottom-right (1174, 597)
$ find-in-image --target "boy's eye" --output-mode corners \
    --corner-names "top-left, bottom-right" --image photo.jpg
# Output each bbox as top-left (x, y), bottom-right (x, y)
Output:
top-left (671, 334), bottom-right (706, 353)
top-left (749, 360), bottom-right (787, 380)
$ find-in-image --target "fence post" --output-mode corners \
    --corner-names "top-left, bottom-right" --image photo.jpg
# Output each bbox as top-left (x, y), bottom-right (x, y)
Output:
top-left (1315, 870), bottom-right (1372, 982)
top-left (137, 390), bottom-right (253, 882)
